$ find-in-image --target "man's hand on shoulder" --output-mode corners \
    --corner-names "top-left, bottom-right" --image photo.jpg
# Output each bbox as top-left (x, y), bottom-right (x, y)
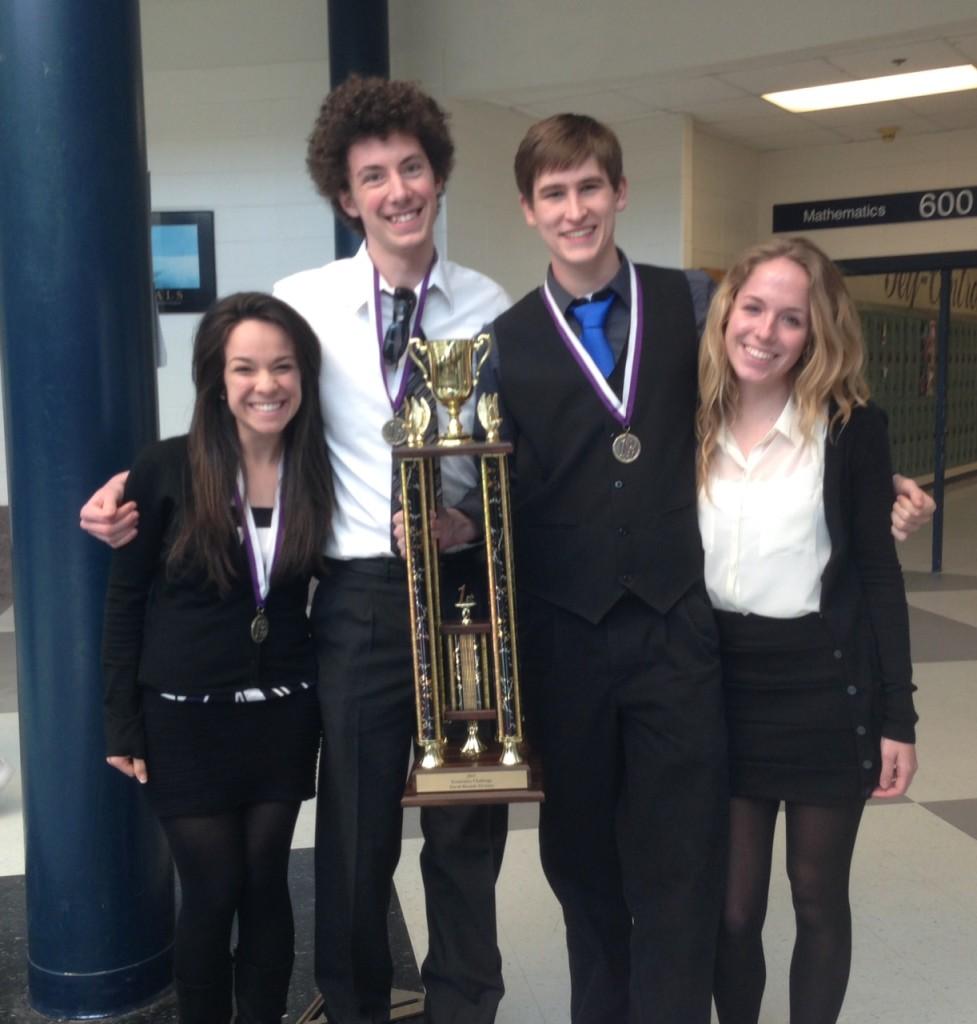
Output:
top-left (891, 473), bottom-right (936, 542)
top-left (392, 507), bottom-right (477, 559)
top-left (79, 471), bottom-right (138, 548)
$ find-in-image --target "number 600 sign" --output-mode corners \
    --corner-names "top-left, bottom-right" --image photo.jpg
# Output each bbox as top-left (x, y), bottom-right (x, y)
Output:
top-left (919, 188), bottom-right (975, 219)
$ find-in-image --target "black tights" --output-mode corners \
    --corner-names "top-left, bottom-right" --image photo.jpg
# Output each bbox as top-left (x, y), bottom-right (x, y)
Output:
top-left (714, 796), bottom-right (864, 1024)
top-left (161, 801), bottom-right (301, 984)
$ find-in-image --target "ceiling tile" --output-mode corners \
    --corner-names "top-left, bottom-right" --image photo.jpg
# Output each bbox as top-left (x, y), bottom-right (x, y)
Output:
top-left (901, 90), bottom-right (977, 117)
top-left (902, 106), bottom-right (977, 132)
top-left (801, 99), bottom-right (920, 130)
top-left (948, 33), bottom-right (977, 61)
top-left (717, 59), bottom-right (851, 94)
top-left (618, 75), bottom-right (746, 108)
top-left (679, 95), bottom-right (776, 122)
top-left (485, 81), bottom-right (604, 106)
top-left (827, 40), bottom-right (968, 79)
top-left (517, 91), bottom-right (654, 123)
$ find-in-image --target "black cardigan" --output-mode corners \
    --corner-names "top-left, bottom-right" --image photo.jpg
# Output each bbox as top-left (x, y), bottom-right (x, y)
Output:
top-left (820, 403), bottom-right (917, 743)
top-left (102, 436), bottom-right (316, 758)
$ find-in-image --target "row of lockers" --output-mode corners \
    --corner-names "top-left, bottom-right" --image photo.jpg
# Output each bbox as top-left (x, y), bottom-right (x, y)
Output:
top-left (859, 308), bottom-right (977, 477)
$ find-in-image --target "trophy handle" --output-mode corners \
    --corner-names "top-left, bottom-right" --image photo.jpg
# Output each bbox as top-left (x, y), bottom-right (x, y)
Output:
top-left (408, 337), bottom-right (431, 389)
top-left (473, 332), bottom-right (492, 379)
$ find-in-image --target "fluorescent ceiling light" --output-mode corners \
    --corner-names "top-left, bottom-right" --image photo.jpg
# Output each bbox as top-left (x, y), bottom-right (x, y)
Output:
top-left (763, 64), bottom-right (977, 113)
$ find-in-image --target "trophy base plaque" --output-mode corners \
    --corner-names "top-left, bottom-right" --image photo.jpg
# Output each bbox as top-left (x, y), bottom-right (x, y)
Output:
top-left (403, 745), bottom-right (544, 807)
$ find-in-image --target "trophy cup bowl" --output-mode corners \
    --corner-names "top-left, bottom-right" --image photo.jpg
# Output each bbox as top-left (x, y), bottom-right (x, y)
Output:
top-left (408, 334), bottom-right (491, 445)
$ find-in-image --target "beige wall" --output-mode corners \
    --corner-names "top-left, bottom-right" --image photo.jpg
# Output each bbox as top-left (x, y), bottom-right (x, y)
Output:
top-left (443, 100), bottom-right (538, 300)
top-left (756, 128), bottom-right (977, 260)
top-left (691, 129), bottom-right (761, 270)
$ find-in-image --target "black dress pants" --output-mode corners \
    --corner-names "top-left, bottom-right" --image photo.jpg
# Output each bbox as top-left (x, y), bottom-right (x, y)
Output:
top-left (312, 557), bottom-right (507, 1024)
top-left (520, 585), bottom-right (728, 1024)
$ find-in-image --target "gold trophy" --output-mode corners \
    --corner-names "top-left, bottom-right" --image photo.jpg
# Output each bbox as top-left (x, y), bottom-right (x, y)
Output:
top-left (408, 335), bottom-right (491, 444)
top-left (393, 335), bottom-right (542, 806)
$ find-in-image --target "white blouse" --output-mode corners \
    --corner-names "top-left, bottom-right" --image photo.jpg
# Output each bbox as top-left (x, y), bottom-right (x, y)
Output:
top-left (698, 397), bottom-right (830, 619)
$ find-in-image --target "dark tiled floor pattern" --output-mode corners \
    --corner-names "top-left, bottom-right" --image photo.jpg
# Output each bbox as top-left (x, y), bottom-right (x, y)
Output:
top-left (0, 849), bottom-right (421, 1023)
top-left (918, 798), bottom-right (977, 842)
top-left (904, 570), bottom-right (977, 592)
top-left (906, 606), bottom-right (977, 662)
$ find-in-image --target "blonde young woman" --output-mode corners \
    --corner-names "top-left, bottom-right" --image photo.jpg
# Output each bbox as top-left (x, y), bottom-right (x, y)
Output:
top-left (697, 238), bottom-right (918, 1024)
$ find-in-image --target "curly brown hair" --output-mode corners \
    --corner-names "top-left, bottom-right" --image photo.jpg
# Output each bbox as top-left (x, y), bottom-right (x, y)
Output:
top-left (306, 75), bottom-right (455, 234)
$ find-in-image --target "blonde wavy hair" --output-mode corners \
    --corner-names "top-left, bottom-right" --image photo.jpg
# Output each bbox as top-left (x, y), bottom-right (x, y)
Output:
top-left (696, 236), bottom-right (869, 490)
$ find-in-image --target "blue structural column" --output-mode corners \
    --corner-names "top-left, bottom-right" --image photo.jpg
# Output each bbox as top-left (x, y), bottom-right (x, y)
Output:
top-left (0, 1), bottom-right (173, 1017)
top-left (328, 0), bottom-right (390, 259)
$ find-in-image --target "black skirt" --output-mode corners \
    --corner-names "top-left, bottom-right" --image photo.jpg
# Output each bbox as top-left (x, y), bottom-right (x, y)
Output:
top-left (141, 685), bottom-right (321, 818)
top-left (716, 611), bottom-right (877, 805)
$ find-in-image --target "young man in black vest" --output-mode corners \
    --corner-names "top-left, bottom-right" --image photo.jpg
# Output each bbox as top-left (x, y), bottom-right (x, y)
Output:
top-left (481, 113), bottom-right (727, 1024)
top-left (462, 114), bottom-right (933, 1024)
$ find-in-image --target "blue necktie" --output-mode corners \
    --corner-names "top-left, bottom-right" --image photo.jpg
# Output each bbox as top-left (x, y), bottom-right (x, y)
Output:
top-left (571, 293), bottom-right (616, 377)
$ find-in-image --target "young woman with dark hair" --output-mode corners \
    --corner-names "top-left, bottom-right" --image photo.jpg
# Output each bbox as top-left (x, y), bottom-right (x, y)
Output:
top-left (102, 291), bottom-right (332, 1024)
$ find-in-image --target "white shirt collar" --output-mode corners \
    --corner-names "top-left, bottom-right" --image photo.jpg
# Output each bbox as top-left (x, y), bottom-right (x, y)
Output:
top-left (351, 241), bottom-right (451, 314)
top-left (717, 394), bottom-right (806, 465)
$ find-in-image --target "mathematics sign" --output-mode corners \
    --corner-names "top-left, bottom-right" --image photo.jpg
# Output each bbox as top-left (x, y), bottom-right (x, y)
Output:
top-left (772, 186), bottom-right (977, 232)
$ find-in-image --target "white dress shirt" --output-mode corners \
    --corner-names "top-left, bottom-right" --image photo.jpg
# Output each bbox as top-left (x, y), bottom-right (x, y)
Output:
top-left (274, 243), bottom-right (510, 559)
top-left (698, 397), bottom-right (830, 618)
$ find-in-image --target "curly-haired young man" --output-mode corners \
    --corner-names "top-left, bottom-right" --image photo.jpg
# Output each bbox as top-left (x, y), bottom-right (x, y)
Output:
top-left (274, 76), bottom-right (511, 1024)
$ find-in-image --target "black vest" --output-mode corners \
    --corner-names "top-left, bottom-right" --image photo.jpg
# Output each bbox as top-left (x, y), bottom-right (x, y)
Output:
top-left (493, 265), bottom-right (704, 623)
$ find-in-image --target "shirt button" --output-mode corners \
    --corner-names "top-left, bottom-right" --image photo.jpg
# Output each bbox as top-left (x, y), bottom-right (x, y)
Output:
top-left (846, 685), bottom-right (857, 696)
top-left (833, 649), bottom-right (843, 660)
top-left (862, 760), bottom-right (873, 771)
top-left (613, 480), bottom-right (624, 489)
top-left (856, 725), bottom-right (867, 736)
top-left (621, 574), bottom-right (633, 585)
top-left (618, 526), bottom-right (629, 537)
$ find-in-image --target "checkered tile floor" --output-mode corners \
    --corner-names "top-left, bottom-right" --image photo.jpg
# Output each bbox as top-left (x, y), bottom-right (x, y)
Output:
top-left (1, 479), bottom-right (976, 1022)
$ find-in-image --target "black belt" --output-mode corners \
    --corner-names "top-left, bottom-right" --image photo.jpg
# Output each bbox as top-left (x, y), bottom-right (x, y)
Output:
top-left (325, 545), bottom-right (485, 582)
top-left (324, 556), bottom-right (407, 580)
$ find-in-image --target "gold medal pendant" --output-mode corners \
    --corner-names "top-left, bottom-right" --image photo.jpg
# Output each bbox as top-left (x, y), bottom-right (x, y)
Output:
top-left (382, 417), bottom-right (408, 446)
top-left (250, 609), bottom-right (270, 644)
top-left (612, 431), bottom-right (641, 464)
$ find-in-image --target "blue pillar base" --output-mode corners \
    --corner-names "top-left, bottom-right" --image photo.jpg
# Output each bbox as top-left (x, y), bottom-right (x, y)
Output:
top-left (28, 946), bottom-right (173, 1021)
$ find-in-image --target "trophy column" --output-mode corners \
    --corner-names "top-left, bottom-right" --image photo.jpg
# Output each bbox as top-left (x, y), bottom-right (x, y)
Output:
top-left (394, 338), bottom-right (542, 807)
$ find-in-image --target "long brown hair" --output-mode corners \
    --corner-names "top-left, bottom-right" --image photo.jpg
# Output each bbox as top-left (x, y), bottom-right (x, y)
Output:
top-left (696, 237), bottom-right (869, 491)
top-left (168, 292), bottom-right (332, 591)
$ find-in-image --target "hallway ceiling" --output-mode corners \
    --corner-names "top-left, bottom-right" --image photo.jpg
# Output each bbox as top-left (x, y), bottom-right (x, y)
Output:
top-left (482, 31), bottom-right (977, 150)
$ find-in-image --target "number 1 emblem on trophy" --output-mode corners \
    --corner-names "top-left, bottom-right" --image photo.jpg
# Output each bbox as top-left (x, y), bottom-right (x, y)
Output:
top-left (392, 334), bottom-right (543, 805)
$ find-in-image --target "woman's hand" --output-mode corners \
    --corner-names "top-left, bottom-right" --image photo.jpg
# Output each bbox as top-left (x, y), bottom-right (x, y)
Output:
top-left (871, 739), bottom-right (917, 798)
top-left (106, 755), bottom-right (148, 784)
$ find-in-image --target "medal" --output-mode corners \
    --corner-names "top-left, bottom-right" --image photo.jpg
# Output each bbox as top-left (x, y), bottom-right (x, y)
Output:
top-left (612, 431), bottom-right (641, 463)
top-left (542, 260), bottom-right (645, 455)
top-left (234, 462), bottom-right (285, 646)
top-left (382, 416), bottom-right (408, 446)
top-left (251, 609), bottom-right (270, 644)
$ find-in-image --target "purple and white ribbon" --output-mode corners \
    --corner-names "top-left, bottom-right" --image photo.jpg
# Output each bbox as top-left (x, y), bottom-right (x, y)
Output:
top-left (233, 459), bottom-right (285, 609)
top-left (540, 259), bottom-right (644, 429)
